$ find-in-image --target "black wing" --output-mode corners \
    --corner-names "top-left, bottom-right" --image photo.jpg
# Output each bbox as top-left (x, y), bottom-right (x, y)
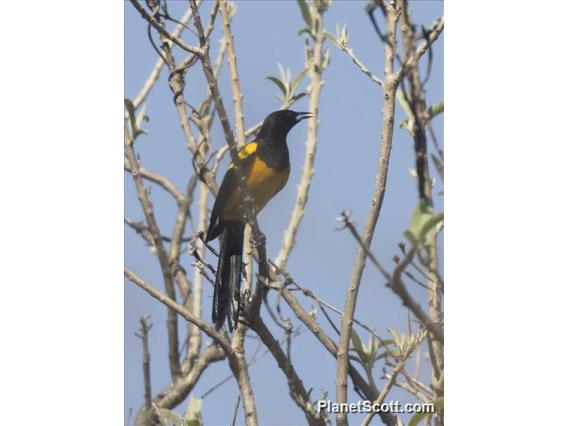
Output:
top-left (205, 145), bottom-right (257, 242)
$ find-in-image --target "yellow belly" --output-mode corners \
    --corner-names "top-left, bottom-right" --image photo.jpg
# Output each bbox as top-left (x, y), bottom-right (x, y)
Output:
top-left (221, 156), bottom-right (289, 221)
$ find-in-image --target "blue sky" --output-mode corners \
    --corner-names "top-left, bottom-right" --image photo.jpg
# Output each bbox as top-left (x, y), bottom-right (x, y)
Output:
top-left (125, 1), bottom-right (443, 424)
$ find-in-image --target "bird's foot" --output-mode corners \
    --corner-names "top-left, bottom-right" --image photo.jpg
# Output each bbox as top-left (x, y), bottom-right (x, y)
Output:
top-left (250, 231), bottom-right (266, 248)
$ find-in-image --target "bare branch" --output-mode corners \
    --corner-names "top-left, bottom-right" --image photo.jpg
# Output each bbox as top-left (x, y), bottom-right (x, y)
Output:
top-left (124, 127), bottom-right (182, 380)
top-left (169, 175), bottom-right (199, 262)
top-left (186, 181), bottom-right (210, 365)
top-left (153, 345), bottom-right (224, 408)
top-left (220, 1), bottom-right (246, 148)
top-left (336, 4), bottom-right (401, 425)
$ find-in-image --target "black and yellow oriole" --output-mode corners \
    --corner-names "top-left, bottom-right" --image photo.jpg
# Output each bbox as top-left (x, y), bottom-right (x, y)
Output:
top-left (206, 110), bottom-right (312, 331)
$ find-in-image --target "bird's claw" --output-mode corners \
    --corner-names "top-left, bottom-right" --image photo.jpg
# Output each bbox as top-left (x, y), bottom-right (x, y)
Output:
top-left (250, 232), bottom-right (266, 248)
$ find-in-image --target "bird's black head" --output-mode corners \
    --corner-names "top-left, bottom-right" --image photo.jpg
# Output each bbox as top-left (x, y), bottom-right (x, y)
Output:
top-left (257, 110), bottom-right (313, 141)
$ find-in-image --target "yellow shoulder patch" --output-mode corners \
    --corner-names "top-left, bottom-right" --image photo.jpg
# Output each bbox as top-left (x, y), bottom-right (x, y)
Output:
top-left (238, 141), bottom-right (258, 159)
top-left (229, 141), bottom-right (258, 169)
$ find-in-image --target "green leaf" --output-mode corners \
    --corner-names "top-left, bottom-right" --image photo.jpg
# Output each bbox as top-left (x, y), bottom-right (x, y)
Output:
top-left (433, 397), bottom-right (444, 411)
top-left (418, 212), bottom-right (444, 241)
top-left (290, 92), bottom-right (307, 103)
top-left (277, 63), bottom-right (290, 83)
top-left (266, 76), bottom-right (287, 96)
top-left (373, 351), bottom-right (388, 363)
top-left (135, 103), bottom-right (148, 130)
top-left (296, 0), bottom-right (313, 31)
top-left (399, 119), bottom-right (414, 135)
top-left (405, 200), bottom-right (443, 247)
top-left (337, 24), bottom-right (349, 45)
top-left (157, 408), bottom-right (184, 426)
top-left (124, 98), bottom-right (137, 131)
top-left (408, 411), bottom-right (429, 426)
top-left (388, 328), bottom-right (402, 349)
top-left (291, 67), bottom-right (309, 94)
top-left (427, 101), bottom-right (444, 120)
top-left (196, 98), bottom-right (211, 116)
top-left (404, 230), bottom-right (420, 248)
top-left (350, 329), bottom-right (364, 354)
top-left (323, 31), bottom-right (341, 48)
top-left (431, 154), bottom-right (444, 182)
top-left (298, 27), bottom-right (312, 37)
top-left (134, 129), bottom-right (148, 139)
top-left (185, 396), bottom-right (203, 426)
top-left (408, 199), bottom-right (433, 239)
top-left (396, 89), bottom-right (414, 119)
top-left (396, 89), bottom-right (415, 135)
top-left (322, 48), bottom-right (331, 69)
top-left (348, 354), bottom-right (362, 365)
top-left (372, 338), bottom-right (394, 351)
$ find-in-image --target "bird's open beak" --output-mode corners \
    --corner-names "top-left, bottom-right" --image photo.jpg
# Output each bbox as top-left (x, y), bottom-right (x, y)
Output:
top-left (296, 112), bottom-right (314, 122)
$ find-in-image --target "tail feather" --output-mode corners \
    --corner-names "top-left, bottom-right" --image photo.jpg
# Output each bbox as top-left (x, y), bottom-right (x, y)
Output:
top-left (212, 221), bottom-right (245, 331)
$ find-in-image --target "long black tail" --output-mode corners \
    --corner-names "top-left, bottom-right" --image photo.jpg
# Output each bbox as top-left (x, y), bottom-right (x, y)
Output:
top-left (212, 221), bottom-right (245, 331)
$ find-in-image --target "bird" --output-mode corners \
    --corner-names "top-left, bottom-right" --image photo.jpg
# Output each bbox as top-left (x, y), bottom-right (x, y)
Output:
top-left (206, 109), bottom-right (313, 331)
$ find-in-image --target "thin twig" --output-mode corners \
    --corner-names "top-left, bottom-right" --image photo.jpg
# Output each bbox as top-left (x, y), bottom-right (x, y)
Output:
top-left (337, 42), bottom-right (384, 87)
top-left (186, 181), bottom-right (210, 365)
top-left (131, 4), bottom-right (197, 109)
top-left (231, 395), bottom-right (241, 426)
top-left (130, 0), bottom-right (203, 55)
top-left (395, 16), bottom-right (444, 82)
top-left (156, 0), bottom-right (219, 195)
top-left (220, 1), bottom-right (246, 148)
top-left (124, 160), bottom-right (185, 204)
top-left (250, 316), bottom-right (325, 425)
top-left (136, 316), bottom-right (153, 410)
top-left (361, 347), bottom-right (414, 426)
